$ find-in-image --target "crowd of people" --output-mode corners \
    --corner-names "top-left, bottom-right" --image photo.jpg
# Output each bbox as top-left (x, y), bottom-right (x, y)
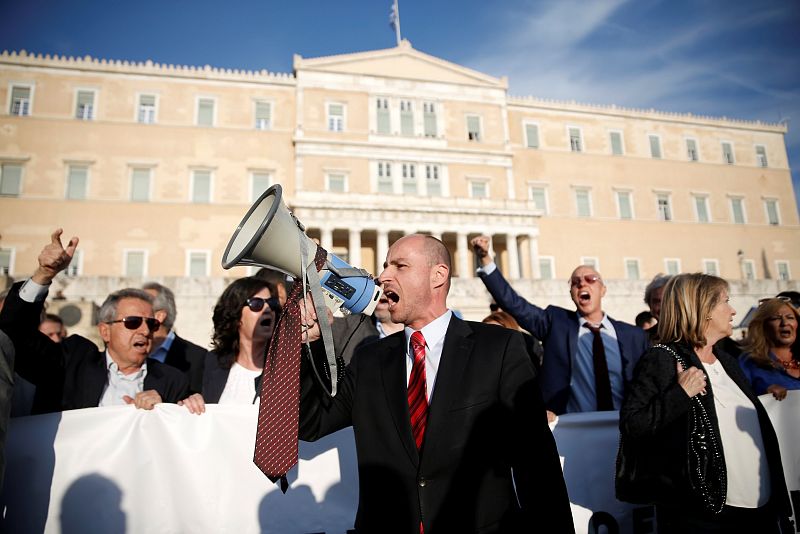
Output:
top-left (0, 229), bottom-right (797, 532)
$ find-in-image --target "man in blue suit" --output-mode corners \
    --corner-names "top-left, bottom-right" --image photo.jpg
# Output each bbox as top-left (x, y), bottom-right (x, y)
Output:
top-left (471, 236), bottom-right (648, 418)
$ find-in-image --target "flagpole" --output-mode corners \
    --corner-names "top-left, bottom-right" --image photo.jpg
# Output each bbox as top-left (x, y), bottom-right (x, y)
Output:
top-left (391, 0), bottom-right (402, 46)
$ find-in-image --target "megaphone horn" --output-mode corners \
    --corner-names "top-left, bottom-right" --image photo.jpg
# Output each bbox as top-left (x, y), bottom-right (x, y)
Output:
top-left (222, 184), bottom-right (382, 316)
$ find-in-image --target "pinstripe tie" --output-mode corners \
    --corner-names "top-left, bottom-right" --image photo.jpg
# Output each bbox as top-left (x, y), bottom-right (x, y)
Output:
top-left (408, 331), bottom-right (428, 450)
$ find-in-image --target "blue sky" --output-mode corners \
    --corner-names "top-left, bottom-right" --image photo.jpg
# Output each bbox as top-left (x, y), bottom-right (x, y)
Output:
top-left (2, 0), bottom-right (799, 211)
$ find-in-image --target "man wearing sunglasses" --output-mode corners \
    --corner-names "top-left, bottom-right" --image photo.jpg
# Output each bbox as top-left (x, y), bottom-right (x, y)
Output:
top-left (471, 236), bottom-right (648, 417)
top-left (0, 229), bottom-right (189, 413)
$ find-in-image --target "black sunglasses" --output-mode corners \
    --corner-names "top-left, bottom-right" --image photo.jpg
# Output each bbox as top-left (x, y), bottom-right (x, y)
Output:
top-left (245, 297), bottom-right (281, 315)
top-left (105, 316), bottom-right (161, 332)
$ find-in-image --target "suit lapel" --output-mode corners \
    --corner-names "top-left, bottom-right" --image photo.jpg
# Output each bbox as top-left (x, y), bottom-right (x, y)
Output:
top-left (379, 332), bottom-right (419, 465)
top-left (84, 351), bottom-right (109, 407)
top-left (422, 317), bottom-right (472, 468)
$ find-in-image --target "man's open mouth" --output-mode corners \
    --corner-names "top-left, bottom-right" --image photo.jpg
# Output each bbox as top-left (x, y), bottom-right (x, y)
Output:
top-left (579, 291), bottom-right (591, 303)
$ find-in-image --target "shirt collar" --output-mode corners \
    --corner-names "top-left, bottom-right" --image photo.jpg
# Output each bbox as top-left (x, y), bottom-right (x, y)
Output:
top-left (579, 313), bottom-right (610, 330)
top-left (404, 310), bottom-right (453, 352)
top-left (105, 350), bottom-right (148, 380)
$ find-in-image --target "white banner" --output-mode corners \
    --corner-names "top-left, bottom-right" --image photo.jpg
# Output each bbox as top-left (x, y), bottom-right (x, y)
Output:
top-left (2, 392), bottom-right (797, 534)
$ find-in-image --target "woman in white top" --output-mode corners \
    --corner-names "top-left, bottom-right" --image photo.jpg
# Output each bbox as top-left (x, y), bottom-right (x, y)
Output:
top-left (617, 273), bottom-right (791, 533)
top-left (180, 276), bottom-right (279, 412)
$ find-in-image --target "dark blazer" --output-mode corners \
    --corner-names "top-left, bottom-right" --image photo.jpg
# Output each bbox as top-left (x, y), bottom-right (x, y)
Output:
top-left (478, 268), bottom-right (649, 414)
top-left (300, 316), bottom-right (575, 534)
top-left (331, 313), bottom-right (380, 365)
top-left (201, 351), bottom-right (262, 404)
top-left (619, 342), bottom-right (791, 519)
top-left (163, 333), bottom-right (208, 394)
top-left (0, 282), bottom-right (189, 414)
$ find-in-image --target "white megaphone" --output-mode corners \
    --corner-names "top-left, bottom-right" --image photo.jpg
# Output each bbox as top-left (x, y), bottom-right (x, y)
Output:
top-left (221, 184), bottom-right (382, 316)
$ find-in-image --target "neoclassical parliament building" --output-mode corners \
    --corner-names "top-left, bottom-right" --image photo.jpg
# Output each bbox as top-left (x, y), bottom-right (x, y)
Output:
top-left (1, 42), bottom-right (798, 336)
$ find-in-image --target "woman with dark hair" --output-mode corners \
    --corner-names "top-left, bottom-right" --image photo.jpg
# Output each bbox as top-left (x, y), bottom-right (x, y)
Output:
top-left (617, 273), bottom-right (791, 533)
top-left (179, 277), bottom-right (278, 412)
top-left (739, 297), bottom-right (800, 400)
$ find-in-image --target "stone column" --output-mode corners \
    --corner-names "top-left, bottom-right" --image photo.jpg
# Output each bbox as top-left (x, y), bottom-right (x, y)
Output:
top-left (349, 228), bottom-right (362, 267)
top-left (320, 227), bottom-right (333, 252)
top-left (507, 233), bottom-right (520, 279)
top-left (457, 232), bottom-right (470, 279)
top-left (376, 229), bottom-right (389, 273)
top-left (528, 235), bottom-right (541, 279)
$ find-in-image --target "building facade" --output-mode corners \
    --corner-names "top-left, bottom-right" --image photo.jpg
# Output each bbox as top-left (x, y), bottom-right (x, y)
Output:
top-left (1, 43), bottom-right (798, 341)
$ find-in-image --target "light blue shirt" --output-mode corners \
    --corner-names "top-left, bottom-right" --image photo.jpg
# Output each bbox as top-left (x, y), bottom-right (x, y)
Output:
top-left (568, 315), bottom-right (623, 412)
top-left (404, 310), bottom-right (453, 404)
top-left (150, 329), bottom-right (176, 363)
top-left (99, 352), bottom-right (148, 406)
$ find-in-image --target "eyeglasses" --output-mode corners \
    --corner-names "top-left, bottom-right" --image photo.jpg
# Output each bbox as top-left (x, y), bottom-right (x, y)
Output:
top-left (245, 297), bottom-right (281, 315)
top-left (105, 316), bottom-right (160, 332)
top-left (569, 274), bottom-right (601, 287)
top-left (758, 296), bottom-right (793, 306)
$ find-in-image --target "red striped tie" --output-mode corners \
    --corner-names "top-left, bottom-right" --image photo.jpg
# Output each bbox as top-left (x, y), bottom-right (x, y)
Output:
top-left (408, 331), bottom-right (428, 450)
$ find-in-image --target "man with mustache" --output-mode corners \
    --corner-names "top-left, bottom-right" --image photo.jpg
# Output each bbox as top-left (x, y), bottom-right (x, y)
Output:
top-left (471, 236), bottom-right (648, 418)
top-left (300, 234), bottom-right (574, 534)
top-left (0, 230), bottom-right (188, 413)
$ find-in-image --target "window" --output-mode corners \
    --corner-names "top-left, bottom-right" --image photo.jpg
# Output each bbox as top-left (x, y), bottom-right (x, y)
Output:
top-left (529, 186), bottom-right (547, 214)
top-left (377, 162), bottom-right (393, 193)
top-left (254, 101), bottom-right (271, 130)
top-left (466, 115), bottom-right (481, 141)
top-left (525, 123), bottom-right (540, 149)
top-left (423, 102), bottom-right (437, 137)
top-left (425, 165), bottom-right (441, 196)
top-left (625, 259), bottom-right (641, 280)
top-left (137, 94), bottom-right (156, 124)
top-left (401, 163), bottom-right (417, 195)
top-left (721, 142), bottom-right (735, 164)
top-left (539, 257), bottom-right (554, 280)
top-left (581, 257), bottom-right (598, 269)
top-left (609, 131), bottom-right (623, 155)
top-left (686, 138), bottom-right (699, 162)
top-left (0, 248), bottom-right (13, 275)
top-left (191, 170), bottom-right (212, 203)
top-left (75, 90), bottom-right (95, 120)
top-left (664, 258), bottom-right (681, 275)
top-left (764, 199), bottom-right (780, 225)
top-left (186, 251), bottom-right (210, 277)
top-left (742, 260), bottom-right (756, 281)
top-left (124, 250), bottom-right (147, 276)
top-left (196, 98), bottom-right (215, 126)
top-left (568, 127), bottom-right (583, 152)
top-left (66, 164), bottom-right (88, 200)
top-left (656, 193), bottom-right (672, 222)
top-left (9, 85), bottom-right (31, 116)
top-left (327, 173), bottom-right (346, 192)
top-left (693, 195), bottom-right (710, 223)
top-left (328, 103), bottom-right (345, 132)
top-left (469, 180), bottom-right (488, 199)
top-left (0, 163), bottom-right (23, 196)
top-left (65, 249), bottom-right (82, 276)
top-left (755, 145), bottom-right (768, 168)
top-left (649, 135), bottom-right (662, 159)
top-left (400, 100), bottom-right (413, 136)
top-left (616, 191), bottom-right (633, 220)
top-left (730, 197), bottom-right (746, 224)
top-left (575, 188), bottom-right (591, 217)
top-left (702, 259), bottom-right (719, 276)
top-left (776, 261), bottom-right (791, 281)
top-left (130, 168), bottom-right (151, 202)
top-left (250, 171), bottom-right (271, 202)
top-left (376, 98), bottom-right (390, 134)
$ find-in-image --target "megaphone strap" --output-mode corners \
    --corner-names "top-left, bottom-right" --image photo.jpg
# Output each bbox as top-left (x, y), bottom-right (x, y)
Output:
top-left (305, 251), bottom-right (339, 397)
top-left (324, 261), bottom-right (372, 279)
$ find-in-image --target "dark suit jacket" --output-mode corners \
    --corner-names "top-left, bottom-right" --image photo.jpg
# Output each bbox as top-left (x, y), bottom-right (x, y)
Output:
top-left (0, 282), bottom-right (189, 414)
top-left (300, 316), bottom-right (574, 534)
top-left (331, 313), bottom-right (380, 365)
top-left (201, 351), bottom-right (262, 404)
top-left (479, 268), bottom-right (649, 414)
top-left (162, 333), bottom-right (208, 394)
